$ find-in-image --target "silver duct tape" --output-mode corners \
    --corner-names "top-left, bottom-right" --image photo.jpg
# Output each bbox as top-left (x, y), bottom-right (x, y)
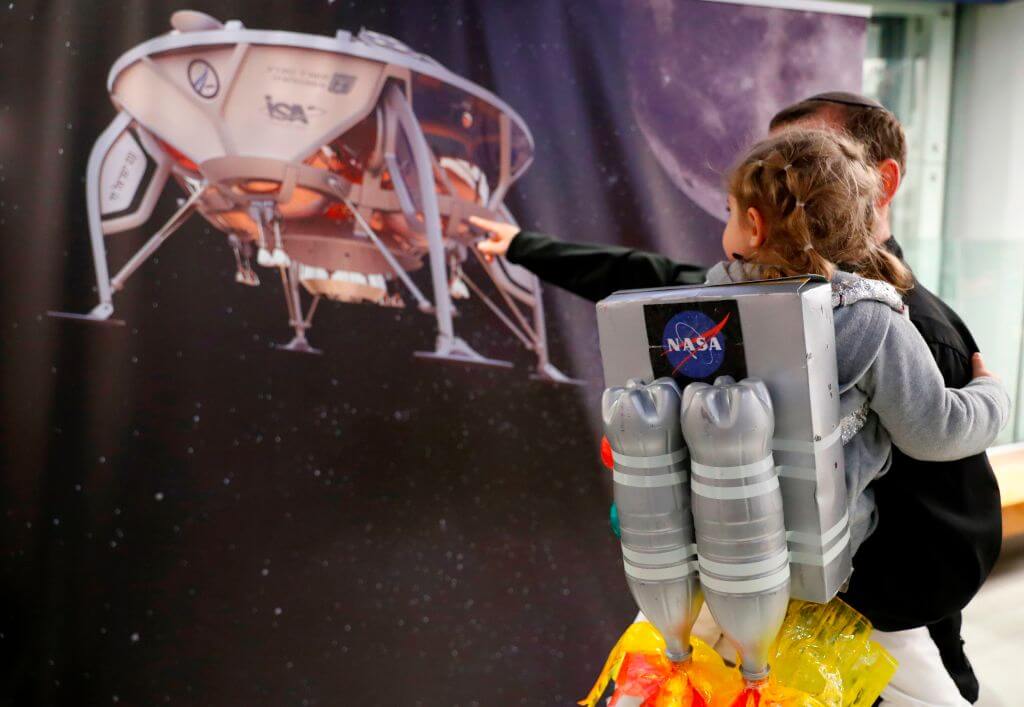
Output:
top-left (790, 539), bottom-right (851, 568)
top-left (789, 530), bottom-right (852, 568)
top-left (786, 512), bottom-right (849, 548)
top-left (698, 547), bottom-right (789, 578)
top-left (698, 564), bottom-right (791, 595)
top-left (771, 426), bottom-right (842, 454)
top-left (690, 456), bottom-right (775, 481)
top-left (622, 544), bottom-right (698, 566)
top-left (613, 469), bottom-right (687, 488)
top-left (625, 559), bottom-right (700, 582)
top-left (691, 476), bottom-right (780, 500)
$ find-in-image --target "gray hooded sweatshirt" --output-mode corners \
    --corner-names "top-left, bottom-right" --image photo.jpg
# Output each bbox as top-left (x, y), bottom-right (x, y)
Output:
top-left (705, 261), bottom-right (1011, 553)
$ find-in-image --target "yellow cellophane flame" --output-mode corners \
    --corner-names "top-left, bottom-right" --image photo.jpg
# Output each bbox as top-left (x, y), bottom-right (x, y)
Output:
top-left (769, 599), bottom-right (897, 707)
top-left (581, 599), bottom-right (896, 707)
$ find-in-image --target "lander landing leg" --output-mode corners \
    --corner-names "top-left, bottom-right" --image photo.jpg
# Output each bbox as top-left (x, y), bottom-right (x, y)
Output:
top-left (412, 338), bottom-right (514, 369)
top-left (48, 111), bottom-right (179, 326)
top-left (382, 85), bottom-right (514, 371)
top-left (527, 294), bottom-right (580, 385)
top-left (274, 258), bottom-right (322, 355)
top-left (48, 182), bottom-right (204, 326)
top-left (47, 306), bottom-right (126, 326)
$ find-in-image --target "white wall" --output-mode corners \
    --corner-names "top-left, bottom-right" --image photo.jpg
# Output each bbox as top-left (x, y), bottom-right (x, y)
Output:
top-left (942, 0), bottom-right (1024, 442)
top-left (944, 2), bottom-right (1024, 244)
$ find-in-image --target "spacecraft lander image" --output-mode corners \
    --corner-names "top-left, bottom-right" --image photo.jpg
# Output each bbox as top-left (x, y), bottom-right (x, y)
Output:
top-left (50, 10), bottom-right (571, 381)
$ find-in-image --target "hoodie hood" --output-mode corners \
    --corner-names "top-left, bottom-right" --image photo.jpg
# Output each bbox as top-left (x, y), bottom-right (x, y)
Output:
top-left (704, 262), bottom-right (904, 392)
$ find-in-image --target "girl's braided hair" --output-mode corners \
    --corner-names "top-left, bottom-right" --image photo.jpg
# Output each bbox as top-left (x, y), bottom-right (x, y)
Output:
top-left (728, 127), bottom-right (914, 292)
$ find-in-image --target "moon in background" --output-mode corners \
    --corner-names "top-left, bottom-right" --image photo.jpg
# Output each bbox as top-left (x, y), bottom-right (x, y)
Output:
top-left (623, 0), bottom-right (867, 222)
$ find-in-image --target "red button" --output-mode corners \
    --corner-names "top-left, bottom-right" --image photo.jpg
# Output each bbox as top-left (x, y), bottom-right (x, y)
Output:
top-left (600, 436), bottom-right (614, 470)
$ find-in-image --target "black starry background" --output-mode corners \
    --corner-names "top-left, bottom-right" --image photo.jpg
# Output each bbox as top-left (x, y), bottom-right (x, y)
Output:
top-left (0, 1), bottom-right (720, 705)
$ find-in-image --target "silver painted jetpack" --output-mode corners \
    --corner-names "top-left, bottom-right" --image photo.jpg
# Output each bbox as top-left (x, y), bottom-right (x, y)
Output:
top-left (596, 276), bottom-right (851, 682)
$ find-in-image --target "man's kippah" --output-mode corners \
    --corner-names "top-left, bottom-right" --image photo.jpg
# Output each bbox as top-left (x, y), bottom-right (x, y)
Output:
top-left (806, 91), bottom-right (886, 110)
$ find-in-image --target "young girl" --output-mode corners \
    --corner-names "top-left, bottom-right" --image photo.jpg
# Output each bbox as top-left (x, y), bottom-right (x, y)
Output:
top-left (478, 127), bottom-right (1011, 704)
top-left (701, 127), bottom-right (1012, 706)
top-left (715, 128), bottom-right (1008, 561)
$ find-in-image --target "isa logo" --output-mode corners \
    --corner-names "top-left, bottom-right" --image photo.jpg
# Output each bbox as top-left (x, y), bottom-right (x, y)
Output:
top-left (661, 310), bottom-right (730, 378)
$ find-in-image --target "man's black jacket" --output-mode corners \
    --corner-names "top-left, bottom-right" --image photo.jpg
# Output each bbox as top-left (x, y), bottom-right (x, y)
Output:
top-left (508, 230), bottom-right (1002, 630)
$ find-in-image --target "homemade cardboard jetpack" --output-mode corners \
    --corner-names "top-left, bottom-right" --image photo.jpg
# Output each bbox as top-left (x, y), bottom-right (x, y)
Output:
top-left (595, 275), bottom-right (859, 698)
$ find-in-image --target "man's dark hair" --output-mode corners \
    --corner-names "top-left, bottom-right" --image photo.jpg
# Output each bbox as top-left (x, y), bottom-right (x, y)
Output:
top-left (769, 91), bottom-right (908, 177)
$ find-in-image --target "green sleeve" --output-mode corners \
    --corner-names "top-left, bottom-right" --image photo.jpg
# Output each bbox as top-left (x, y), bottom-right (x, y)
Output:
top-left (505, 230), bottom-right (707, 303)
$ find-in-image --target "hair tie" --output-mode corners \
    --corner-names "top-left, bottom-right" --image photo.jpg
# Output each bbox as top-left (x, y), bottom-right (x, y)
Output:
top-left (783, 163), bottom-right (792, 172)
top-left (755, 159), bottom-right (764, 167)
top-left (803, 242), bottom-right (814, 252)
top-left (795, 200), bottom-right (806, 209)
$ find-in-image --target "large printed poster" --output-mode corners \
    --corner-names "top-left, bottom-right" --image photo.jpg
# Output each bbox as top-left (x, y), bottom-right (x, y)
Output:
top-left (0, 1), bottom-right (865, 704)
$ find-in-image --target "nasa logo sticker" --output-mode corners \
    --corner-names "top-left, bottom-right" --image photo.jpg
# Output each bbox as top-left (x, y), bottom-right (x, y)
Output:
top-left (644, 299), bottom-right (746, 383)
top-left (662, 310), bottom-right (728, 378)
top-left (187, 59), bottom-right (220, 99)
